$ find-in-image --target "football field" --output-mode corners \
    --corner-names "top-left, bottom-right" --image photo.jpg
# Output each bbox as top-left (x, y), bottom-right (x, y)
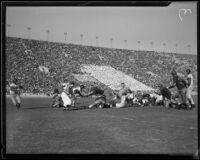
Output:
top-left (5, 96), bottom-right (198, 154)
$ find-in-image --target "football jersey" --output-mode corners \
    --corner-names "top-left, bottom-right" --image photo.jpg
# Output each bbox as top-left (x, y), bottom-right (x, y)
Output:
top-left (160, 87), bottom-right (171, 100)
top-left (150, 93), bottom-right (159, 99)
top-left (62, 83), bottom-right (70, 94)
top-left (187, 74), bottom-right (194, 88)
top-left (90, 87), bottom-right (104, 95)
top-left (173, 75), bottom-right (187, 90)
top-left (118, 86), bottom-right (131, 97)
top-left (9, 83), bottom-right (19, 94)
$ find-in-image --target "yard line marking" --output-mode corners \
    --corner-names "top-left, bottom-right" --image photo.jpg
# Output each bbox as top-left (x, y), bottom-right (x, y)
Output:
top-left (146, 129), bottom-right (161, 141)
top-left (81, 111), bottom-right (197, 131)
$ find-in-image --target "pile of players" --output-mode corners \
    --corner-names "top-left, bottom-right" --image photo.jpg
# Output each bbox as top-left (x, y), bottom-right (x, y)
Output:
top-left (51, 69), bottom-right (195, 110)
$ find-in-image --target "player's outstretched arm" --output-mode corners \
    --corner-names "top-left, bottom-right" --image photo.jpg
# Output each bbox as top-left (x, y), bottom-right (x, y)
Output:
top-left (153, 89), bottom-right (160, 95)
top-left (168, 82), bottom-right (176, 89)
top-left (82, 91), bottom-right (95, 97)
top-left (76, 90), bottom-right (87, 97)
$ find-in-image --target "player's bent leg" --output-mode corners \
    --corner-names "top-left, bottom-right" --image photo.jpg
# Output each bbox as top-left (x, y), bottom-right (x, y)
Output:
top-left (71, 96), bottom-right (76, 107)
top-left (15, 94), bottom-right (21, 109)
top-left (164, 99), bottom-right (170, 108)
top-left (88, 102), bottom-right (97, 109)
top-left (116, 96), bottom-right (127, 108)
top-left (61, 92), bottom-right (72, 110)
top-left (186, 88), bottom-right (195, 108)
top-left (10, 94), bottom-right (17, 108)
top-left (88, 99), bottom-right (101, 109)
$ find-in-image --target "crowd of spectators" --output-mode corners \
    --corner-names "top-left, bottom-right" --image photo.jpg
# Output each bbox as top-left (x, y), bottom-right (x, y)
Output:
top-left (6, 37), bottom-right (197, 95)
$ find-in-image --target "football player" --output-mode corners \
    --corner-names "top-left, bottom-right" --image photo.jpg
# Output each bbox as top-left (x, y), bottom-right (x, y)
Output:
top-left (70, 83), bottom-right (86, 107)
top-left (168, 70), bottom-right (188, 109)
top-left (186, 69), bottom-right (195, 109)
top-left (7, 78), bottom-right (24, 109)
top-left (110, 83), bottom-right (132, 108)
top-left (157, 84), bottom-right (172, 108)
top-left (84, 86), bottom-right (108, 109)
top-left (51, 88), bottom-right (63, 108)
top-left (61, 79), bottom-right (72, 110)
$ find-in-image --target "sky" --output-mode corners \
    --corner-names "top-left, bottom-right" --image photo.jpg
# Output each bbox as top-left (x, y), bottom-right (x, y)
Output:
top-left (6, 2), bottom-right (197, 54)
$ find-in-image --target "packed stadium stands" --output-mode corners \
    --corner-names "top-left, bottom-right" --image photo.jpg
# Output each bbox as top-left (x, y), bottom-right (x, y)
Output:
top-left (6, 37), bottom-right (197, 95)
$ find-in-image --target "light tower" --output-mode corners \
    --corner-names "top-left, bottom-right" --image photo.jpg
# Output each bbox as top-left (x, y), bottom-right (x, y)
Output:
top-left (150, 41), bottom-right (154, 51)
top-left (64, 32), bottom-right (67, 42)
top-left (46, 29), bottom-right (50, 41)
top-left (80, 34), bottom-right (84, 45)
top-left (124, 40), bottom-right (127, 49)
top-left (137, 41), bottom-right (141, 51)
top-left (96, 36), bottom-right (99, 47)
top-left (175, 43), bottom-right (178, 53)
top-left (27, 27), bottom-right (31, 39)
top-left (163, 43), bottom-right (166, 52)
top-left (7, 24), bottom-right (11, 37)
top-left (110, 38), bottom-right (113, 48)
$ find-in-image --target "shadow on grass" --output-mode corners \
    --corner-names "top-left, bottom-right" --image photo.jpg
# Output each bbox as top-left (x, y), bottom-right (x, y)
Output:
top-left (22, 106), bottom-right (51, 110)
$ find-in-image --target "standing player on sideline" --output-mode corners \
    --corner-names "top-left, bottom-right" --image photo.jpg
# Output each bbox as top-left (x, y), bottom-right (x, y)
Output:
top-left (7, 78), bottom-right (24, 109)
top-left (186, 69), bottom-right (195, 109)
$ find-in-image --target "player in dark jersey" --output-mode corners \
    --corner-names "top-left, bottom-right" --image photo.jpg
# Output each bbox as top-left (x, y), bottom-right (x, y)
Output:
top-left (51, 88), bottom-right (63, 108)
top-left (168, 70), bottom-right (188, 109)
top-left (157, 84), bottom-right (173, 108)
top-left (85, 86), bottom-right (108, 109)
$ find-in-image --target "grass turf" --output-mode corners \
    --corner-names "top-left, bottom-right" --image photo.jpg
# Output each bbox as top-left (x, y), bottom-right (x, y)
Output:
top-left (5, 96), bottom-right (198, 154)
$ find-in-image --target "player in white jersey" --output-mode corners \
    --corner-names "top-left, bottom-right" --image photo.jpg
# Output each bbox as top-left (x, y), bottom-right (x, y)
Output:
top-left (61, 80), bottom-right (72, 110)
top-left (186, 69), bottom-right (195, 109)
top-left (7, 78), bottom-right (23, 109)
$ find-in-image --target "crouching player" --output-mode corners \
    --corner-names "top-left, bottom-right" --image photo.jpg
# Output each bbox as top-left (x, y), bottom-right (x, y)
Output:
top-left (85, 86), bottom-right (109, 109)
top-left (157, 84), bottom-right (173, 108)
top-left (51, 88), bottom-right (63, 108)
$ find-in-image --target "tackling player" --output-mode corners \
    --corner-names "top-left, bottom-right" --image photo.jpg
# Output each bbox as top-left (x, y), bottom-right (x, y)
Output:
top-left (70, 82), bottom-right (86, 107)
top-left (84, 86), bottom-right (107, 109)
top-left (157, 84), bottom-right (172, 108)
top-left (168, 70), bottom-right (188, 109)
top-left (110, 83), bottom-right (132, 108)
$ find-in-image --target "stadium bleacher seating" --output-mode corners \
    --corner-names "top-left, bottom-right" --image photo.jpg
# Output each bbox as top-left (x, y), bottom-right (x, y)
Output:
top-left (6, 37), bottom-right (197, 95)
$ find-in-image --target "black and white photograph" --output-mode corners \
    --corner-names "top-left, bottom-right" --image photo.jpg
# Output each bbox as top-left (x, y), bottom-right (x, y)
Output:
top-left (2, 1), bottom-right (198, 157)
